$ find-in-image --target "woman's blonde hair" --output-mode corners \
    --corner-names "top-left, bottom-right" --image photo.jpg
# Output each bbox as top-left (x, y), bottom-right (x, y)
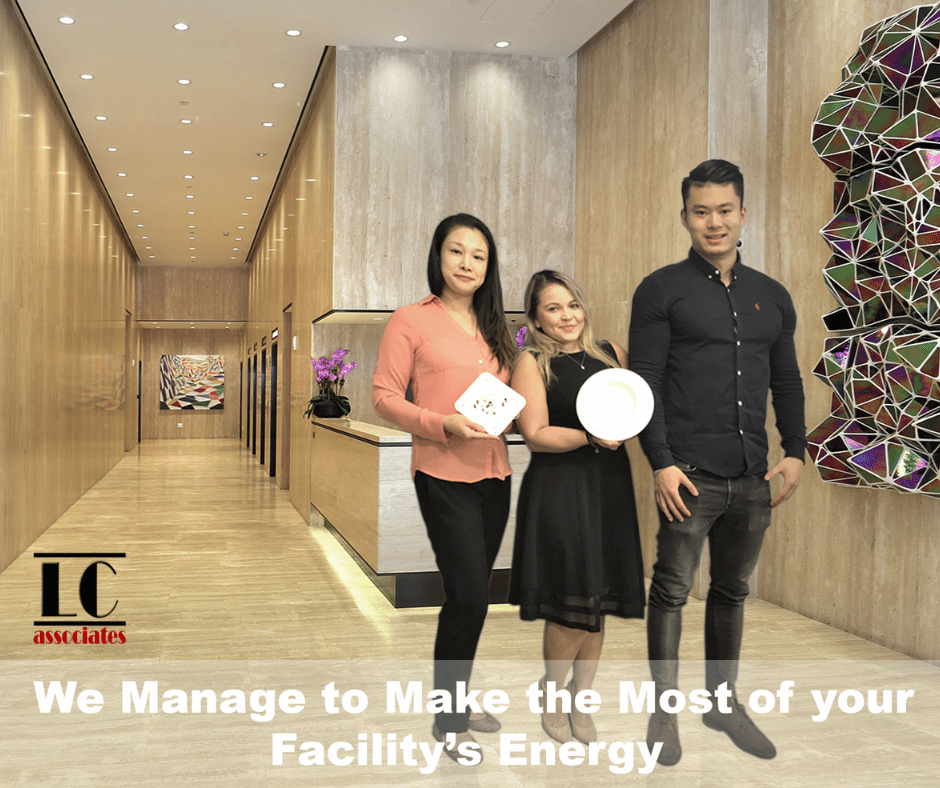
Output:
top-left (519, 269), bottom-right (619, 385)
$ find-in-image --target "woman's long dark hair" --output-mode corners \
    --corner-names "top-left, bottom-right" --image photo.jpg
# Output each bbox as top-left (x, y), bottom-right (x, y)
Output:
top-left (427, 213), bottom-right (517, 371)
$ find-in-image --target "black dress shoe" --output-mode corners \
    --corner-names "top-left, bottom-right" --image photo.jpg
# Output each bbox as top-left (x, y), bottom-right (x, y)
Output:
top-left (703, 700), bottom-right (776, 759)
top-left (646, 708), bottom-right (681, 766)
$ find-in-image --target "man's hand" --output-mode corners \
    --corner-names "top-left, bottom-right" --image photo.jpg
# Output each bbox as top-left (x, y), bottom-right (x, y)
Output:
top-left (654, 465), bottom-right (698, 522)
top-left (765, 457), bottom-right (803, 507)
top-left (443, 413), bottom-right (499, 440)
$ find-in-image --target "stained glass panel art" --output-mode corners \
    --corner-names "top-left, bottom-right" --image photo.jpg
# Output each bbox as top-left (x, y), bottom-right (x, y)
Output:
top-left (809, 3), bottom-right (940, 497)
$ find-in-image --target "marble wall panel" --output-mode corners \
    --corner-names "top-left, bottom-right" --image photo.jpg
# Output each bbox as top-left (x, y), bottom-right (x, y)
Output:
top-left (334, 47), bottom-right (450, 311)
top-left (448, 52), bottom-right (578, 309)
top-left (334, 47), bottom-right (576, 312)
top-left (708, 0), bottom-right (768, 274)
top-left (138, 266), bottom-right (248, 322)
top-left (0, 1), bottom-right (136, 573)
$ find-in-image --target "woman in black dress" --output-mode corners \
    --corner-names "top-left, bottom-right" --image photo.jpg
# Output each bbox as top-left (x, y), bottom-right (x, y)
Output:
top-left (509, 269), bottom-right (645, 745)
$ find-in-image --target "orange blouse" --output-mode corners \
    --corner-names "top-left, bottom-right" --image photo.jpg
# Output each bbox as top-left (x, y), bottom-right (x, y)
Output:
top-left (372, 294), bottom-right (512, 483)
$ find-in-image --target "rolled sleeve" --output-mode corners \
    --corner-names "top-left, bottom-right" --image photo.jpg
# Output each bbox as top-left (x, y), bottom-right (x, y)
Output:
top-left (372, 309), bottom-right (449, 445)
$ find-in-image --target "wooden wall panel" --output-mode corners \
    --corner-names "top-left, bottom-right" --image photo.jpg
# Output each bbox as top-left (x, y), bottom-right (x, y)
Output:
top-left (762, 0), bottom-right (939, 661)
top-left (0, 1), bottom-right (136, 572)
top-left (247, 48), bottom-right (336, 521)
top-left (575, 0), bottom-right (710, 580)
top-left (140, 330), bottom-right (244, 440)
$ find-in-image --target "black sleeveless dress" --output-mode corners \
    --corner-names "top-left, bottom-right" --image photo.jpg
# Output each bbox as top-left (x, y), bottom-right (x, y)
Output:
top-left (509, 342), bottom-right (645, 632)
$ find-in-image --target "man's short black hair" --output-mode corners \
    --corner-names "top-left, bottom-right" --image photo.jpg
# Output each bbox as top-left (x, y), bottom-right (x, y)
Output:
top-left (681, 159), bottom-right (744, 210)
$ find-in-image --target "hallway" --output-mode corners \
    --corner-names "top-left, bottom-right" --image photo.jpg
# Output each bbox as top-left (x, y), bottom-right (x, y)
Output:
top-left (0, 440), bottom-right (937, 786)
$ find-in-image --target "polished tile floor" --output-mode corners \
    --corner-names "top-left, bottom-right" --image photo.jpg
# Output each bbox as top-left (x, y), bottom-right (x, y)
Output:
top-left (0, 439), bottom-right (937, 787)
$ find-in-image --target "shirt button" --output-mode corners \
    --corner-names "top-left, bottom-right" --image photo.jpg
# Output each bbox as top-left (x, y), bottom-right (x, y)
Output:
top-left (737, 370), bottom-right (741, 376)
top-left (737, 340), bottom-right (741, 346)
top-left (738, 400), bottom-right (743, 406)
top-left (739, 429), bottom-right (744, 435)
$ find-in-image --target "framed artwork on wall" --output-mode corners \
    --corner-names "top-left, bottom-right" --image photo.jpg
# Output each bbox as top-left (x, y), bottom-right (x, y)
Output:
top-left (159, 355), bottom-right (224, 410)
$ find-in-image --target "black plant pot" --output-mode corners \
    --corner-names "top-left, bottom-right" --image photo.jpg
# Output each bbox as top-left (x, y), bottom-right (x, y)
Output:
top-left (312, 400), bottom-right (345, 418)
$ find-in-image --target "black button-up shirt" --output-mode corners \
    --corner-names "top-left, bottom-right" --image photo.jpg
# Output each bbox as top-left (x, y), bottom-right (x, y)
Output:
top-left (628, 248), bottom-right (807, 477)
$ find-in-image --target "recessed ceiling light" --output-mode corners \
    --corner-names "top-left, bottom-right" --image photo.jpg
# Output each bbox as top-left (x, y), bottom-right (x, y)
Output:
top-left (178, 78), bottom-right (191, 85)
top-left (118, 172), bottom-right (127, 177)
top-left (495, 41), bottom-right (511, 48)
top-left (256, 152), bottom-right (265, 157)
top-left (235, 237), bottom-right (242, 241)
top-left (149, 255), bottom-right (155, 259)
top-left (394, 35), bottom-right (408, 43)
top-left (190, 256), bottom-right (196, 260)
top-left (188, 225), bottom-right (195, 228)
top-left (174, 22), bottom-right (189, 31)
top-left (80, 74), bottom-right (94, 80)
top-left (132, 209), bottom-right (139, 213)
top-left (188, 211), bottom-right (195, 215)
top-left (241, 212), bottom-right (248, 216)
top-left (181, 119), bottom-right (192, 124)
top-left (245, 196), bottom-right (254, 200)
top-left (190, 247), bottom-right (195, 251)
top-left (262, 122), bottom-right (274, 127)
top-left (186, 194), bottom-right (194, 199)
top-left (272, 82), bottom-right (286, 89)
top-left (136, 224), bottom-right (143, 227)
top-left (231, 257), bottom-right (237, 260)
top-left (145, 246), bottom-right (151, 250)
top-left (286, 29), bottom-right (301, 37)
top-left (107, 147), bottom-right (118, 152)
top-left (182, 150), bottom-right (193, 154)
top-left (250, 176), bottom-right (259, 181)
top-left (59, 16), bottom-right (75, 25)
top-left (184, 174), bottom-right (193, 179)
top-left (233, 248), bottom-right (239, 251)
top-left (142, 236), bottom-right (149, 239)
top-left (237, 225), bottom-right (245, 229)
top-left (95, 115), bottom-right (107, 121)
top-left (125, 192), bottom-right (134, 197)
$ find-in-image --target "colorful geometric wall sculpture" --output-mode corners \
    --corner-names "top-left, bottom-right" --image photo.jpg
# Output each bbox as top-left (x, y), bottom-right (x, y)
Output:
top-left (809, 3), bottom-right (940, 497)
top-left (159, 355), bottom-right (224, 410)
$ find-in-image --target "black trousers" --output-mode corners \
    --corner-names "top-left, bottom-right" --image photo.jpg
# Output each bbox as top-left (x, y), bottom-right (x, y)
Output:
top-left (413, 470), bottom-right (511, 733)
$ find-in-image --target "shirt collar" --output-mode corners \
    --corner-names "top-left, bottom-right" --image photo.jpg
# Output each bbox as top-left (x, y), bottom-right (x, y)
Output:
top-left (418, 293), bottom-right (441, 306)
top-left (687, 247), bottom-right (741, 283)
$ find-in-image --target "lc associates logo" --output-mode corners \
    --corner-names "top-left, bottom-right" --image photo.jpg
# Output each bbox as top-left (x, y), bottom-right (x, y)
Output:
top-left (33, 553), bottom-right (126, 645)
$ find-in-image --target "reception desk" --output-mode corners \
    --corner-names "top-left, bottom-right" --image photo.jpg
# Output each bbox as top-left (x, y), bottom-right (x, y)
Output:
top-left (309, 417), bottom-right (530, 607)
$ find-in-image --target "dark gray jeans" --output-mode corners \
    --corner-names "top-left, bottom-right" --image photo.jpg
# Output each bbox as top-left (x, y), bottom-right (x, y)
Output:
top-left (647, 464), bottom-right (772, 698)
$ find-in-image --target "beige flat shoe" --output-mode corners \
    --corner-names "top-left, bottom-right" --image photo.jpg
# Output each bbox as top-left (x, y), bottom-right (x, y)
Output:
top-left (540, 678), bottom-right (573, 744)
top-left (567, 680), bottom-right (596, 743)
top-left (432, 723), bottom-right (483, 765)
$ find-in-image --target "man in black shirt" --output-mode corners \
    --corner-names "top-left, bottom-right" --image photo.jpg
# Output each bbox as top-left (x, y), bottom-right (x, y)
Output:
top-left (629, 159), bottom-right (806, 766)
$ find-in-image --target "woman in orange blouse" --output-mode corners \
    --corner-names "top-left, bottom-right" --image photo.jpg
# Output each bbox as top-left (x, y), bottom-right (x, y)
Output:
top-left (373, 214), bottom-right (517, 763)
